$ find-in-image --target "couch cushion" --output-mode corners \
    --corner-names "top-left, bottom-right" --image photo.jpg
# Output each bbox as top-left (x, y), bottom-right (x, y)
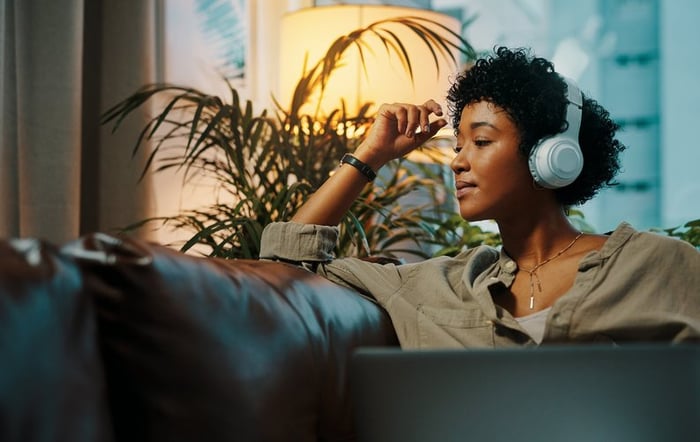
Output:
top-left (63, 233), bottom-right (398, 442)
top-left (0, 239), bottom-right (113, 442)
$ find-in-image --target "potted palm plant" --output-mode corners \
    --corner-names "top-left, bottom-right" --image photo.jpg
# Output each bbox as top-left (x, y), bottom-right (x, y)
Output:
top-left (101, 13), bottom-right (493, 259)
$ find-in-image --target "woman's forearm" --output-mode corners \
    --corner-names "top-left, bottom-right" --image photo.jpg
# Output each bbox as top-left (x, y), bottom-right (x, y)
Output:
top-left (291, 100), bottom-right (447, 227)
top-left (291, 150), bottom-right (380, 226)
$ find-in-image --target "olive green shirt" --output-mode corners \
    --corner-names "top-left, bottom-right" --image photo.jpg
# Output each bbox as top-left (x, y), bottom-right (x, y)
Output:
top-left (260, 221), bottom-right (700, 348)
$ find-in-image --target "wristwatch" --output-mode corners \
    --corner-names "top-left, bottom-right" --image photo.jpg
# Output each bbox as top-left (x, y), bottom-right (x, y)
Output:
top-left (340, 153), bottom-right (376, 181)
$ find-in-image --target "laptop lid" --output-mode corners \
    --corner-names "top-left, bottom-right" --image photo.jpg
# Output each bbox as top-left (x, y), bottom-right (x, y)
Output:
top-left (350, 345), bottom-right (699, 442)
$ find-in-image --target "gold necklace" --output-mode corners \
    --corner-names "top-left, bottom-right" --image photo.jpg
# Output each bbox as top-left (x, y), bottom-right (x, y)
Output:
top-left (517, 232), bottom-right (583, 310)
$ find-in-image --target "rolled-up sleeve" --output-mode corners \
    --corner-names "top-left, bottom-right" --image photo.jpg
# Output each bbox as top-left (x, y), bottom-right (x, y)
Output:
top-left (260, 221), bottom-right (339, 262)
top-left (260, 221), bottom-right (407, 303)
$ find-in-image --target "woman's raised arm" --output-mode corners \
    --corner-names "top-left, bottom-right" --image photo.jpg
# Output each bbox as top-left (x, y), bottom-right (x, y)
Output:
top-left (291, 100), bottom-right (448, 226)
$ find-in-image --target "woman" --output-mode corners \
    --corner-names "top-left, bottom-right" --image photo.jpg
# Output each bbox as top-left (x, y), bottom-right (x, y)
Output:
top-left (260, 46), bottom-right (700, 347)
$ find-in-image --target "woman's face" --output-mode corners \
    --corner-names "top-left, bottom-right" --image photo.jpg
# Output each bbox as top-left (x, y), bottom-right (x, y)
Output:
top-left (450, 101), bottom-right (534, 222)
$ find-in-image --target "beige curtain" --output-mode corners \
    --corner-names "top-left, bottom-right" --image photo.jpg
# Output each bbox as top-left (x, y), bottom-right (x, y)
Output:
top-left (0, 0), bottom-right (157, 245)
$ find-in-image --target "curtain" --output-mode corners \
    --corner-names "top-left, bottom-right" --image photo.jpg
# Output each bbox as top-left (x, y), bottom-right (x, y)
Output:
top-left (0, 0), bottom-right (157, 245)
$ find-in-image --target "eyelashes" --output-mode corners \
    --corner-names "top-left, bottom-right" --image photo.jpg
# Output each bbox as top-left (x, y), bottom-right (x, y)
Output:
top-left (452, 139), bottom-right (492, 154)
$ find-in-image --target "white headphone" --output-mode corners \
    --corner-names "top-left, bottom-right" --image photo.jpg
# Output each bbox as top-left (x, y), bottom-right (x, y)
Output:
top-left (528, 77), bottom-right (584, 189)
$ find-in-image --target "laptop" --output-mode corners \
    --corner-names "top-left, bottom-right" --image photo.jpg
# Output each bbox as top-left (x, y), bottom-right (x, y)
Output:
top-left (350, 345), bottom-right (699, 442)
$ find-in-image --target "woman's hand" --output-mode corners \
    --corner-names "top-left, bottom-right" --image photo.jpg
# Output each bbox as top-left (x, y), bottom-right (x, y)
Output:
top-left (354, 100), bottom-right (448, 169)
top-left (291, 99), bottom-right (448, 226)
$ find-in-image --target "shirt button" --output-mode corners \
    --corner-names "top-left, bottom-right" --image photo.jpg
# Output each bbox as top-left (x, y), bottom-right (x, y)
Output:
top-left (503, 260), bottom-right (517, 272)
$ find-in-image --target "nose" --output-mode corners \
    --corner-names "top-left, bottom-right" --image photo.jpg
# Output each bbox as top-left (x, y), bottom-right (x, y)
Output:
top-left (450, 148), bottom-right (469, 174)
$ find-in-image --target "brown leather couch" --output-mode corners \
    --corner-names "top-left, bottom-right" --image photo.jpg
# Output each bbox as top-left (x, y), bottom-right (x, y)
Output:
top-left (0, 233), bottom-right (399, 442)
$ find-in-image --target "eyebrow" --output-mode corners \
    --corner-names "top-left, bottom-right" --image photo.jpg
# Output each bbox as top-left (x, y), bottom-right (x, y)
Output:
top-left (471, 121), bottom-right (500, 131)
top-left (455, 121), bottom-right (500, 136)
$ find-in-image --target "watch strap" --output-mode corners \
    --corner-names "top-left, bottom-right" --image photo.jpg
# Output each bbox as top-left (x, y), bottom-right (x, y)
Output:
top-left (340, 153), bottom-right (376, 181)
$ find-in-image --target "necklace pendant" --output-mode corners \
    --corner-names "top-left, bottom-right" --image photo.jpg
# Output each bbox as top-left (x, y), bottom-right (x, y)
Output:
top-left (529, 295), bottom-right (534, 310)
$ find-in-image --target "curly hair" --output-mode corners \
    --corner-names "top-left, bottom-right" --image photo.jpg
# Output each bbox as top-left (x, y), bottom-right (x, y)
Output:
top-left (446, 46), bottom-right (626, 207)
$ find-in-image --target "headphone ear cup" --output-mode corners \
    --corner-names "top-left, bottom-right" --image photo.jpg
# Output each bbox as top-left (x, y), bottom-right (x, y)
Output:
top-left (529, 76), bottom-right (584, 189)
top-left (528, 136), bottom-right (583, 189)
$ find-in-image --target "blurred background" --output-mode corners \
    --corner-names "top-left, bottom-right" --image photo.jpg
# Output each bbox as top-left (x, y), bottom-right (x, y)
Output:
top-left (164, 0), bottom-right (698, 235)
top-left (2, 0), bottom-right (697, 245)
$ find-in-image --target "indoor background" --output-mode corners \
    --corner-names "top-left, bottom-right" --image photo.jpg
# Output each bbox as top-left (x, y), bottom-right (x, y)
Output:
top-left (2, 0), bottom-right (698, 245)
top-left (159, 0), bottom-right (700, 238)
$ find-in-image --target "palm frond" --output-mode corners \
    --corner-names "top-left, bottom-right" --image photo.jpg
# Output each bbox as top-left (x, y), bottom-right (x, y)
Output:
top-left (103, 14), bottom-right (501, 259)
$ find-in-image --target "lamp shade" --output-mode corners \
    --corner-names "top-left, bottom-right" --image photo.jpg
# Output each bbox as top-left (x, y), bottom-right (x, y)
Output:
top-left (279, 5), bottom-right (462, 117)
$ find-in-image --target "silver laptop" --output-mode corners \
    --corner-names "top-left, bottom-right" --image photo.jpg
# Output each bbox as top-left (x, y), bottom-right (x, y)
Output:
top-left (350, 345), bottom-right (699, 442)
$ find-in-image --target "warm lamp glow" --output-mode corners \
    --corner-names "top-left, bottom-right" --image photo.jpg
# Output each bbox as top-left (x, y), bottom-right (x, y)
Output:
top-left (279, 5), bottom-right (462, 117)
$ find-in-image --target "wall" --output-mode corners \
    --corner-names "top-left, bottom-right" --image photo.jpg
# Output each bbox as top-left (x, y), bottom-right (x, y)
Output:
top-left (660, 0), bottom-right (700, 228)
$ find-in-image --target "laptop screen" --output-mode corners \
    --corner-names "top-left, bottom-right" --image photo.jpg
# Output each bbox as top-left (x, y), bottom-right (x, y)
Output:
top-left (350, 345), bottom-right (699, 442)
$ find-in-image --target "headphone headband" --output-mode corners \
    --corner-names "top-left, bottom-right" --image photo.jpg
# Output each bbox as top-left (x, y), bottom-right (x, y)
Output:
top-left (562, 78), bottom-right (582, 139)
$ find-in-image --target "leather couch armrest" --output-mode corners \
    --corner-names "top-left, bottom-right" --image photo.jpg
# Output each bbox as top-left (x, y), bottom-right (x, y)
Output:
top-left (0, 238), bottom-right (113, 442)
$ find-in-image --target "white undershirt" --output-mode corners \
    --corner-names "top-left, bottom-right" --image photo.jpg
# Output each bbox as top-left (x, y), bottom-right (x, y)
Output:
top-left (515, 307), bottom-right (552, 344)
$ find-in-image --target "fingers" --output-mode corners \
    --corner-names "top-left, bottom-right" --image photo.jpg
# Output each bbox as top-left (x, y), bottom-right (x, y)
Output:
top-left (378, 99), bottom-right (445, 138)
top-left (422, 99), bottom-right (444, 117)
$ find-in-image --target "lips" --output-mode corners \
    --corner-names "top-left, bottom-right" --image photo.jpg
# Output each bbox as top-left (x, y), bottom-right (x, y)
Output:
top-left (455, 180), bottom-right (476, 198)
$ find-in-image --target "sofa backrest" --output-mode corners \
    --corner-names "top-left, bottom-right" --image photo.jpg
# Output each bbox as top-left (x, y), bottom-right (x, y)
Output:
top-left (62, 233), bottom-right (399, 442)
